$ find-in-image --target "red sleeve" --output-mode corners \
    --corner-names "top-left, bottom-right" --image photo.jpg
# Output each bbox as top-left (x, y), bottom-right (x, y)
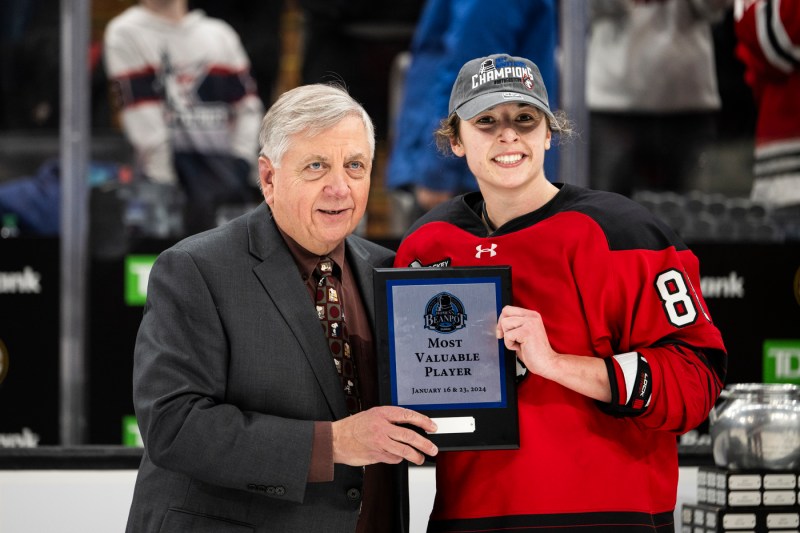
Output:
top-left (573, 225), bottom-right (726, 433)
top-left (735, 0), bottom-right (800, 98)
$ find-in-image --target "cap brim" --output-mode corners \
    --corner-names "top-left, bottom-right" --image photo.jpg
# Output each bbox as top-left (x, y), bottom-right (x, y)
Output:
top-left (455, 92), bottom-right (555, 123)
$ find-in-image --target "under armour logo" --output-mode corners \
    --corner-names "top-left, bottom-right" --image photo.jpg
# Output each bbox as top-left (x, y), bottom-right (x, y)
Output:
top-left (475, 244), bottom-right (497, 258)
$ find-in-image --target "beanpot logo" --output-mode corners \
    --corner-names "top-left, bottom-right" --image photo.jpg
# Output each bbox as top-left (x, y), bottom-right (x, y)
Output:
top-left (423, 292), bottom-right (467, 334)
top-left (124, 255), bottom-right (158, 306)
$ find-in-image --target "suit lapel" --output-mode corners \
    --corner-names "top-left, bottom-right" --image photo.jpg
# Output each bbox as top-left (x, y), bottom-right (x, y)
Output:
top-left (247, 204), bottom-right (348, 419)
top-left (345, 236), bottom-right (378, 332)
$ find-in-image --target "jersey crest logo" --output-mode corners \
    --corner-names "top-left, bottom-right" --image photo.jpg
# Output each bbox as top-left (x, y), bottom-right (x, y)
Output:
top-left (409, 258), bottom-right (451, 268)
top-left (424, 292), bottom-right (467, 334)
top-left (475, 243), bottom-right (497, 258)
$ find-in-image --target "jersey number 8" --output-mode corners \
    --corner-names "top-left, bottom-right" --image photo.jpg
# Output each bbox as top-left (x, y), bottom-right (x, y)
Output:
top-left (655, 269), bottom-right (699, 327)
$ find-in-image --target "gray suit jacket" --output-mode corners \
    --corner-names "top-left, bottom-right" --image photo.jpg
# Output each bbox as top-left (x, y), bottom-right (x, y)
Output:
top-left (126, 203), bottom-right (400, 532)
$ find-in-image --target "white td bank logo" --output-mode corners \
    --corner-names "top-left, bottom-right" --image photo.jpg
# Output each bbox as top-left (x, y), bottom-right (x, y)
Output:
top-left (700, 271), bottom-right (745, 299)
top-left (125, 255), bottom-right (158, 306)
top-left (0, 266), bottom-right (42, 294)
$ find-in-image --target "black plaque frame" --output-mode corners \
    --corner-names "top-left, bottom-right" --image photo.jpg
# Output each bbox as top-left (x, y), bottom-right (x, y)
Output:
top-left (373, 267), bottom-right (518, 451)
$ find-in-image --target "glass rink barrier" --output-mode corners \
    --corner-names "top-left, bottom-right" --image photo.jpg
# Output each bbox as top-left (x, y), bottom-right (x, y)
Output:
top-left (0, 230), bottom-right (798, 532)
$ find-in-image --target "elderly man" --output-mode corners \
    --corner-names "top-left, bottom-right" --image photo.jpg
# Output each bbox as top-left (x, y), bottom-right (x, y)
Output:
top-left (126, 83), bottom-right (438, 533)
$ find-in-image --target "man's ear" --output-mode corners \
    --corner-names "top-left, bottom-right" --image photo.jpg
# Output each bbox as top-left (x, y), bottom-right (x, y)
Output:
top-left (258, 156), bottom-right (275, 205)
top-left (450, 137), bottom-right (465, 158)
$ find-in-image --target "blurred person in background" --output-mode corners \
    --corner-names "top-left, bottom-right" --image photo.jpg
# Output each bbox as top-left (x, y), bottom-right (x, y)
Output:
top-left (735, 0), bottom-right (800, 240)
top-left (587, 0), bottom-right (732, 197)
top-left (299, 0), bottom-right (425, 142)
top-left (189, 0), bottom-right (284, 107)
top-left (103, 0), bottom-right (264, 235)
top-left (385, 0), bottom-right (559, 215)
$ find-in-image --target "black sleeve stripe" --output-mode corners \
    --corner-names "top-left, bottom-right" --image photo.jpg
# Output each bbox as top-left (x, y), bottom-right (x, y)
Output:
top-left (597, 353), bottom-right (651, 418)
top-left (651, 337), bottom-right (727, 385)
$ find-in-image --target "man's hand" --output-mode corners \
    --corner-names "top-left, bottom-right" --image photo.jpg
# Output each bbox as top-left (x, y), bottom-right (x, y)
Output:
top-left (332, 406), bottom-right (439, 466)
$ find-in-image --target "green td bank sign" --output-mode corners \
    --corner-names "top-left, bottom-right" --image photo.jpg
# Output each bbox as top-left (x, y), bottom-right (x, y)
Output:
top-left (124, 255), bottom-right (158, 306)
top-left (763, 339), bottom-right (800, 384)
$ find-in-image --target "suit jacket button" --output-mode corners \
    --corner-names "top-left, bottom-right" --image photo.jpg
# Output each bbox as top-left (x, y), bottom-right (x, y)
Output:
top-left (275, 486), bottom-right (285, 496)
top-left (266, 486), bottom-right (276, 495)
top-left (346, 488), bottom-right (361, 501)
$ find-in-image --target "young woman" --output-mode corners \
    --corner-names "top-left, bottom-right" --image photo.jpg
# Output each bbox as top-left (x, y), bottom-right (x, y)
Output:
top-left (395, 54), bottom-right (727, 532)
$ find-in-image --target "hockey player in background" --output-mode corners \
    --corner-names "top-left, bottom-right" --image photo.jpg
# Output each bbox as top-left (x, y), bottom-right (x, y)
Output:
top-left (103, 0), bottom-right (264, 235)
top-left (735, 0), bottom-right (800, 240)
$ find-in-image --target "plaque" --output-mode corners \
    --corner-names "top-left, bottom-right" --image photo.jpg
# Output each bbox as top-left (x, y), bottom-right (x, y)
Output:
top-left (373, 267), bottom-right (518, 451)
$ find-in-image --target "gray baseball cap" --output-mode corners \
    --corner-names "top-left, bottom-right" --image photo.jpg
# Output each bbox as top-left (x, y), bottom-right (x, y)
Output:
top-left (449, 54), bottom-right (556, 128)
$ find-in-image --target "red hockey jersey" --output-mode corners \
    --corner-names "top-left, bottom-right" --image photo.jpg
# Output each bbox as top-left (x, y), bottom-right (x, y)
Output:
top-left (735, 0), bottom-right (800, 206)
top-left (395, 185), bottom-right (726, 532)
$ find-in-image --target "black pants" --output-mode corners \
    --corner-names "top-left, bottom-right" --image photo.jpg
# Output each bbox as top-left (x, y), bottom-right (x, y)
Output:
top-left (589, 111), bottom-right (718, 197)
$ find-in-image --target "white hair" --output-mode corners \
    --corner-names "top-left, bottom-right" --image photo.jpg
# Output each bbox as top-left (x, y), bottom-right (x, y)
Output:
top-left (258, 84), bottom-right (375, 168)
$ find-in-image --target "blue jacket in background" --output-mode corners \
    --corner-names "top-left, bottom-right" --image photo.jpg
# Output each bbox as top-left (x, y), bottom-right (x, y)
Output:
top-left (386, 0), bottom-right (560, 195)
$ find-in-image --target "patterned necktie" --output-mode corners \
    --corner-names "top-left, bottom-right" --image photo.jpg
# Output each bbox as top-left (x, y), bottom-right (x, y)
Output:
top-left (315, 258), bottom-right (360, 415)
